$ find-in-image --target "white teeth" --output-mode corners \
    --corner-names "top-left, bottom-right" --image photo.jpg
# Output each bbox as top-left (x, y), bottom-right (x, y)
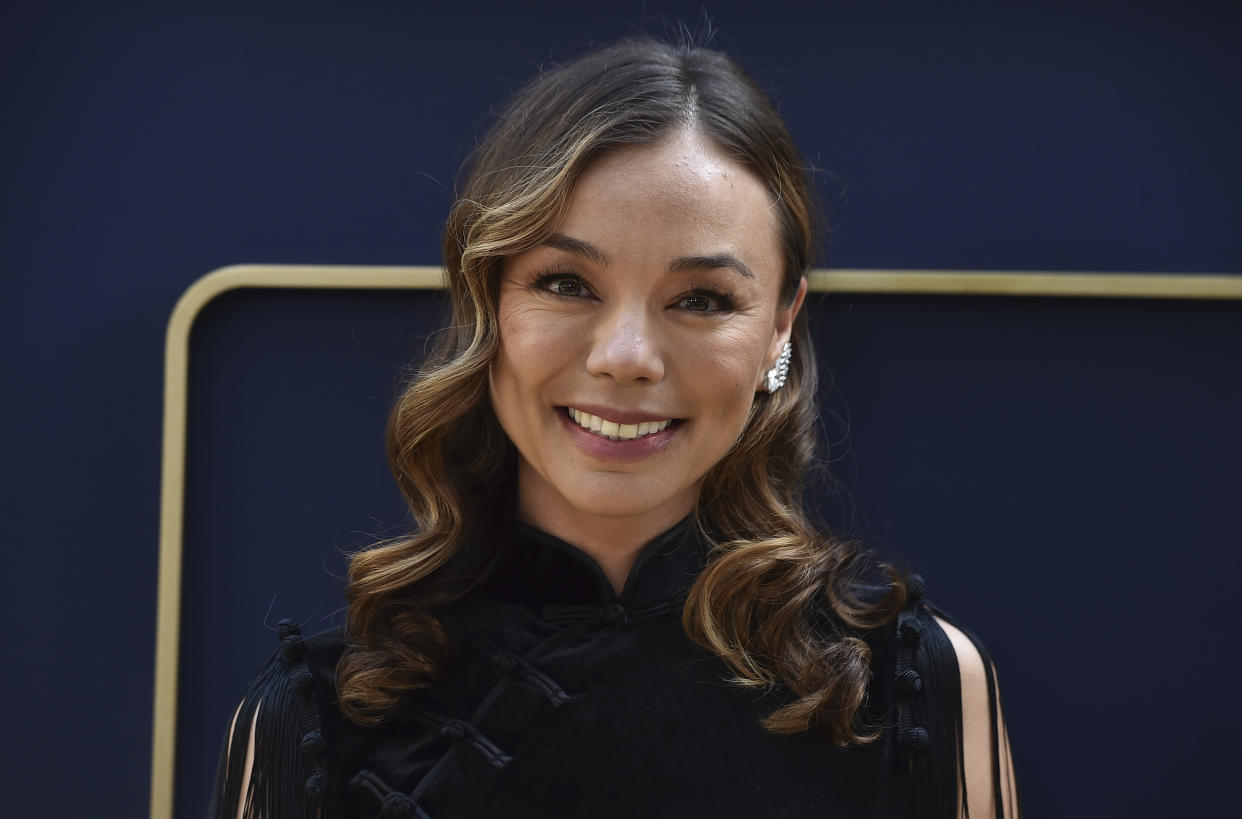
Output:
top-left (567, 408), bottom-right (673, 440)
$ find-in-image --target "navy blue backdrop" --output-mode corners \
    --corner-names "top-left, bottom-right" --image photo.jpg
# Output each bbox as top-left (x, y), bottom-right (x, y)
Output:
top-left (4, 1), bottom-right (1240, 816)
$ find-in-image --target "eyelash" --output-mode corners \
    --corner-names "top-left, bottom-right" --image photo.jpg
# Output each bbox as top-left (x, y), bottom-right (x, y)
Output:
top-left (530, 267), bottom-right (591, 299)
top-left (529, 268), bottom-right (738, 314)
top-left (676, 282), bottom-right (737, 313)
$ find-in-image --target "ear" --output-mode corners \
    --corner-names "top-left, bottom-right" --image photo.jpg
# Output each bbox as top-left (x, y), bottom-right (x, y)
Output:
top-left (757, 276), bottom-right (808, 389)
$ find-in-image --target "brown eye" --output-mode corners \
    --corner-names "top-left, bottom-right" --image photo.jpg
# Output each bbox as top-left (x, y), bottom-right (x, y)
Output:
top-left (532, 271), bottom-right (592, 299)
top-left (676, 288), bottom-right (736, 313)
top-left (550, 278), bottom-right (584, 296)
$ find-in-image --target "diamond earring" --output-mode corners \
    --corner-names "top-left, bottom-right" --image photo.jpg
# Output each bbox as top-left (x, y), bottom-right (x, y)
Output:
top-left (764, 341), bottom-right (792, 393)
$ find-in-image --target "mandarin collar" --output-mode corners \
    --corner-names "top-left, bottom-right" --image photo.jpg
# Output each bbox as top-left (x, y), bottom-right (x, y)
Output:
top-left (483, 518), bottom-right (705, 611)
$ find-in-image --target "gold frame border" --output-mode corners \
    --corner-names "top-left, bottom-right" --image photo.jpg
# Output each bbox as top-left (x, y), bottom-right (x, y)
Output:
top-left (151, 264), bottom-right (1242, 818)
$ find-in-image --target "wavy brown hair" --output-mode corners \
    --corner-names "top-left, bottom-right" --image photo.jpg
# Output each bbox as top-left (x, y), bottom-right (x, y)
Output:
top-left (338, 36), bottom-right (906, 745)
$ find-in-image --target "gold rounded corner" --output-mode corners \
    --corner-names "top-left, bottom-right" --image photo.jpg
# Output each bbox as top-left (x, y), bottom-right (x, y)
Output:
top-left (150, 264), bottom-right (444, 818)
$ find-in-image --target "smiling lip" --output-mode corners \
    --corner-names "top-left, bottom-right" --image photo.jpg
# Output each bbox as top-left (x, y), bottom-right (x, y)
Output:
top-left (567, 407), bottom-right (673, 440)
top-left (557, 405), bottom-right (682, 461)
top-left (564, 405), bottom-right (677, 425)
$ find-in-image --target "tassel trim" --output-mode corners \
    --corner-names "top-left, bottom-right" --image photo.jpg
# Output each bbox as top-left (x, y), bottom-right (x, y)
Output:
top-left (210, 619), bottom-right (327, 818)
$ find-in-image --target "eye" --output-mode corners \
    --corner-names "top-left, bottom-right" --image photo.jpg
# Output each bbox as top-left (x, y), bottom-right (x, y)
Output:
top-left (532, 270), bottom-right (593, 299)
top-left (675, 287), bottom-right (736, 313)
top-left (549, 277), bottom-right (585, 297)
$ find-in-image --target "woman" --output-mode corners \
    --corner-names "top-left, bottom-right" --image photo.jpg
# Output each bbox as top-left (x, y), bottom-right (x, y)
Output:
top-left (214, 37), bottom-right (1018, 819)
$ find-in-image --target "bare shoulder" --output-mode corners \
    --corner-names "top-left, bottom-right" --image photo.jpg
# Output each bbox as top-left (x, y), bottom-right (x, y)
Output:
top-left (933, 616), bottom-right (1020, 819)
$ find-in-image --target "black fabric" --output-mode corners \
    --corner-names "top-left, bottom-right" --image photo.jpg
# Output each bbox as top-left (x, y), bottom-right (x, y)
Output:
top-left (212, 521), bottom-right (996, 818)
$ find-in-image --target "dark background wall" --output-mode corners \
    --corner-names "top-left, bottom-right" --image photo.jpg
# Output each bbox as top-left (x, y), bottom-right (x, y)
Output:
top-left (4, 1), bottom-right (1239, 816)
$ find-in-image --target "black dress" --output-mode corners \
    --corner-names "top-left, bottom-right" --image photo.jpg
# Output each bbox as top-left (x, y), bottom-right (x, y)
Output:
top-left (212, 520), bottom-right (1006, 818)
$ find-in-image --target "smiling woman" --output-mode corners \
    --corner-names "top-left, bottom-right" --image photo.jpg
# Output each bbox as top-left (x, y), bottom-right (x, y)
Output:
top-left (212, 35), bottom-right (1018, 819)
top-left (490, 128), bottom-right (805, 590)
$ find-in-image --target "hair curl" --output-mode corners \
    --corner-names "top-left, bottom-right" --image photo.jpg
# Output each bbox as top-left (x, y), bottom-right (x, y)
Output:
top-left (338, 36), bottom-right (906, 746)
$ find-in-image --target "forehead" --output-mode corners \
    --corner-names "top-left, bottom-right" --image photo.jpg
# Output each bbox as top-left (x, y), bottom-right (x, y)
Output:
top-left (556, 128), bottom-right (782, 273)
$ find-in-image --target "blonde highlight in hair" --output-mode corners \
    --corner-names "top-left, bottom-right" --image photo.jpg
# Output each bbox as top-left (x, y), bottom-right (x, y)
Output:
top-left (338, 36), bottom-right (906, 744)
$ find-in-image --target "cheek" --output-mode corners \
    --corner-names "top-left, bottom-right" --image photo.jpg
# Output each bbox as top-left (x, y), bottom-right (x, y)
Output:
top-left (699, 327), bottom-right (769, 388)
top-left (497, 304), bottom-right (541, 360)
top-left (500, 301), bottom-right (581, 357)
top-left (492, 304), bottom-right (577, 406)
top-left (679, 329), bottom-right (768, 420)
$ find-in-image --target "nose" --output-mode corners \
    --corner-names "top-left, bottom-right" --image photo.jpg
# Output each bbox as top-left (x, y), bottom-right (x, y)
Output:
top-left (585, 304), bottom-right (665, 383)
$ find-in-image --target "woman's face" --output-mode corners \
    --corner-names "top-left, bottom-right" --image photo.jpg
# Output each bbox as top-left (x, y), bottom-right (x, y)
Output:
top-left (490, 127), bottom-right (806, 536)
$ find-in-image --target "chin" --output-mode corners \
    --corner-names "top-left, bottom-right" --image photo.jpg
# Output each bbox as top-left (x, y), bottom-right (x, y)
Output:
top-left (547, 470), bottom-right (682, 517)
top-left (562, 488), bottom-right (668, 521)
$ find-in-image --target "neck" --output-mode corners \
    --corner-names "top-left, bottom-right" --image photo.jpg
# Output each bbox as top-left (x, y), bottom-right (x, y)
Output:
top-left (515, 489), bottom-right (694, 596)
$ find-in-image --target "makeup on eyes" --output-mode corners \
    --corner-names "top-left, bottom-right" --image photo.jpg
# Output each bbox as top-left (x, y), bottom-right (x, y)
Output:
top-left (528, 267), bottom-right (739, 314)
top-left (676, 281), bottom-right (736, 312)
top-left (530, 266), bottom-right (590, 297)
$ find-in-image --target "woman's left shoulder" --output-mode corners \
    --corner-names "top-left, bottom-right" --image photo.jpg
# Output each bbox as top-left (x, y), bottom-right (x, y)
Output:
top-left (893, 579), bottom-right (1021, 819)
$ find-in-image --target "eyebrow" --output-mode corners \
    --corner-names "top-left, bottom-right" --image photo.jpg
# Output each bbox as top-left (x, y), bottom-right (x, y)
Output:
top-left (667, 253), bottom-right (755, 280)
top-left (543, 233), bottom-right (611, 267)
top-left (542, 233), bottom-right (755, 280)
